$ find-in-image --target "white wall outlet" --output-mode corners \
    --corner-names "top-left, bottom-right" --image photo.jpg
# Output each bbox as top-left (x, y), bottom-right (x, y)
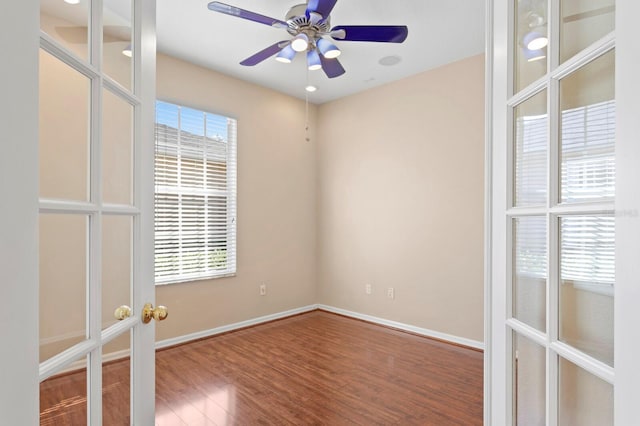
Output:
top-left (365, 284), bottom-right (372, 295)
top-left (387, 287), bottom-right (395, 299)
top-left (259, 284), bottom-right (267, 296)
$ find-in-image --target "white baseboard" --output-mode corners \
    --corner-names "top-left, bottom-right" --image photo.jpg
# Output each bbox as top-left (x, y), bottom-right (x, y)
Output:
top-left (317, 304), bottom-right (485, 351)
top-left (155, 304), bottom-right (319, 350)
top-left (156, 303), bottom-right (484, 351)
top-left (47, 303), bottom-right (482, 378)
top-left (48, 305), bottom-right (318, 377)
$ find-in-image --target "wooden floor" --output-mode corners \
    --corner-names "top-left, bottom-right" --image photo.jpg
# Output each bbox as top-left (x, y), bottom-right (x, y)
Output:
top-left (40, 310), bottom-right (483, 425)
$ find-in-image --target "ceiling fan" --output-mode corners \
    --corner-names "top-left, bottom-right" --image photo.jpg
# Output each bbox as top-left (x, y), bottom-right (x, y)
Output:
top-left (207, 0), bottom-right (409, 79)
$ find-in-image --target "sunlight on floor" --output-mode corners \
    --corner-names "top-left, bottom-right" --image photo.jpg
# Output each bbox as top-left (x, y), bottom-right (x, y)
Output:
top-left (156, 384), bottom-right (235, 425)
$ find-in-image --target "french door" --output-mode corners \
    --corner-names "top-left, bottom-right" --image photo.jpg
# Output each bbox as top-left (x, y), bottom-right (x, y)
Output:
top-left (488, 0), bottom-right (640, 424)
top-left (1, 0), bottom-right (157, 424)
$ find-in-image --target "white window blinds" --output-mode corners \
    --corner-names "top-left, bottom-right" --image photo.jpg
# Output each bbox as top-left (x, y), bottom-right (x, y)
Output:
top-left (516, 100), bottom-right (615, 288)
top-left (561, 100), bottom-right (616, 202)
top-left (515, 113), bottom-right (547, 206)
top-left (154, 101), bottom-right (237, 284)
top-left (560, 216), bottom-right (615, 286)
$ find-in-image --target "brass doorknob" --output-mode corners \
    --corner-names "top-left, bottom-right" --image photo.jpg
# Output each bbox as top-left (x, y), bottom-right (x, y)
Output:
top-left (142, 303), bottom-right (168, 324)
top-left (114, 305), bottom-right (132, 320)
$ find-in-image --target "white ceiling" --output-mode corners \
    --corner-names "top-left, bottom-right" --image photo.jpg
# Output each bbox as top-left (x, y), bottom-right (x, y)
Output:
top-left (157, 0), bottom-right (486, 104)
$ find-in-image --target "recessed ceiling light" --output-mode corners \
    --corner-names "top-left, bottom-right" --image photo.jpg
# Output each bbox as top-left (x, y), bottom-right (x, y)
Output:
top-left (305, 85), bottom-right (317, 92)
top-left (379, 55), bottom-right (402, 66)
top-left (64, 0), bottom-right (81, 4)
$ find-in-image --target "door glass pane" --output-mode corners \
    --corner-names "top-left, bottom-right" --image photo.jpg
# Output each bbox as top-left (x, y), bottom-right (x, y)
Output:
top-left (560, 0), bottom-right (615, 63)
top-left (103, 89), bottom-right (134, 205)
top-left (559, 358), bottom-right (613, 425)
top-left (103, 0), bottom-right (133, 90)
top-left (40, 214), bottom-right (88, 362)
top-left (513, 216), bottom-right (547, 332)
top-left (40, 364), bottom-right (88, 424)
top-left (513, 333), bottom-right (545, 426)
top-left (559, 50), bottom-right (615, 204)
top-left (102, 215), bottom-right (133, 330)
top-left (41, 0), bottom-right (90, 60)
top-left (40, 49), bottom-right (90, 202)
top-left (514, 0), bottom-right (548, 92)
top-left (559, 215), bottom-right (614, 366)
top-left (103, 332), bottom-right (131, 425)
top-left (514, 90), bottom-right (547, 207)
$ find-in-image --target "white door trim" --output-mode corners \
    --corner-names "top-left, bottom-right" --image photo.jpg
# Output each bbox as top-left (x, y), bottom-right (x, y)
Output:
top-left (132, 0), bottom-right (157, 423)
top-left (483, 0), bottom-right (494, 424)
top-left (0, 2), bottom-right (40, 424)
top-left (487, 0), bottom-right (509, 423)
top-left (613, 1), bottom-right (640, 423)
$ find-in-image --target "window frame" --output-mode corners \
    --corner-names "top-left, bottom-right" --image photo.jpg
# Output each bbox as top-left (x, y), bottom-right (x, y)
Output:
top-left (154, 99), bottom-right (237, 285)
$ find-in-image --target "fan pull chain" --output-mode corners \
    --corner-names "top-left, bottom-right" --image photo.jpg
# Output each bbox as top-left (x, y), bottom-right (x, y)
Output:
top-left (305, 93), bottom-right (310, 142)
top-left (305, 67), bottom-right (311, 142)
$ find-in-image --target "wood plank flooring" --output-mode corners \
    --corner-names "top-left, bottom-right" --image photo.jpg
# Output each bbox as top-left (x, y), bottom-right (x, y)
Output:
top-left (40, 310), bottom-right (483, 425)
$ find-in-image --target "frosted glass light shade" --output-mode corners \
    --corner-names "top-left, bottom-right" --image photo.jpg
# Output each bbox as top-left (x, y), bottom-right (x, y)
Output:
top-left (291, 33), bottom-right (309, 52)
top-left (524, 31), bottom-right (548, 50)
top-left (275, 45), bottom-right (296, 63)
top-left (317, 38), bottom-right (340, 59)
top-left (307, 50), bottom-right (322, 71)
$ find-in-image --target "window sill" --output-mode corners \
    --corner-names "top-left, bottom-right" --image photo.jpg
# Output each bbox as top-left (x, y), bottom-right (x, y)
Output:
top-left (562, 280), bottom-right (614, 297)
top-left (155, 272), bottom-right (237, 286)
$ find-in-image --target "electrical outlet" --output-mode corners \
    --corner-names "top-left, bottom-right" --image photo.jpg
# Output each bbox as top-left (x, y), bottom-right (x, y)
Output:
top-left (387, 287), bottom-right (395, 299)
top-left (260, 284), bottom-right (267, 296)
top-left (365, 284), bottom-right (372, 295)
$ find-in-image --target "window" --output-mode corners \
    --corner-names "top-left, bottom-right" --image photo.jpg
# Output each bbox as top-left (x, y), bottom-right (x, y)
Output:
top-left (516, 100), bottom-right (615, 289)
top-left (154, 101), bottom-right (237, 284)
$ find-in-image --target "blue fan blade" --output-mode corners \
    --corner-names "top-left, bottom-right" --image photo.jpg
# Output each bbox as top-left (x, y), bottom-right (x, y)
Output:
top-left (306, 0), bottom-right (338, 18)
top-left (208, 2), bottom-right (287, 28)
top-left (240, 41), bottom-right (289, 66)
top-left (331, 25), bottom-right (408, 43)
top-left (319, 55), bottom-right (345, 78)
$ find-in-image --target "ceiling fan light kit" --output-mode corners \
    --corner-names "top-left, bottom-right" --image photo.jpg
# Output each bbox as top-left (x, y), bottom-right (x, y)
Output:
top-left (122, 43), bottom-right (132, 58)
top-left (207, 0), bottom-right (408, 79)
top-left (518, 6), bottom-right (548, 63)
top-left (316, 37), bottom-right (340, 59)
top-left (276, 44), bottom-right (297, 63)
top-left (523, 30), bottom-right (548, 50)
top-left (307, 49), bottom-right (322, 71)
top-left (291, 33), bottom-right (310, 52)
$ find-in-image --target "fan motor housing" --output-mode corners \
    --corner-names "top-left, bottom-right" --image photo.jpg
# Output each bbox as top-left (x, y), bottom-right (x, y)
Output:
top-left (285, 3), bottom-right (331, 38)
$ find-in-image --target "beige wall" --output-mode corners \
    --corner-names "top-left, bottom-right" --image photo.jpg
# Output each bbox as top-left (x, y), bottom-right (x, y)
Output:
top-left (315, 54), bottom-right (485, 342)
top-left (39, 14), bottom-right (486, 350)
top-left (39, 16), bottom-right (318, 354)
top-left (155, 54), bottom-right (318, 341)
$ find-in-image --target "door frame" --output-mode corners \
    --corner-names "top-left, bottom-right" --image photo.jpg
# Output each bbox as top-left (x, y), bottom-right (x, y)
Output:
top-left (132, 0), bottom-right (157, 422)
top-left (485, 0), bottom-right (640, 424)
top-left (0, 2), bottom-right (40, 424)
top-left (0, 0), bottom-right (157, 423)
top-left (611, 1), bottom-right (640, 423)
